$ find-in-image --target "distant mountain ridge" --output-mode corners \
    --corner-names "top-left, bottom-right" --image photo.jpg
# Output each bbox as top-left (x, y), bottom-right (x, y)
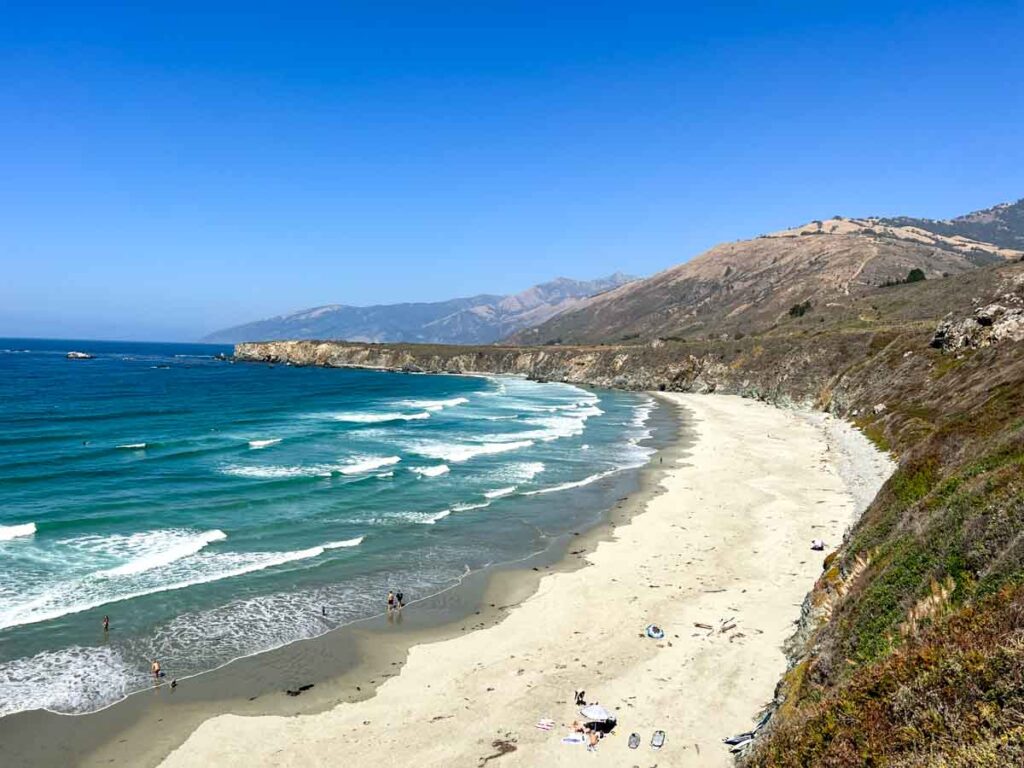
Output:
top-left (202, 273), bottom-right (635, 344)
top-left (877, 197), bottom-right (1024, 251)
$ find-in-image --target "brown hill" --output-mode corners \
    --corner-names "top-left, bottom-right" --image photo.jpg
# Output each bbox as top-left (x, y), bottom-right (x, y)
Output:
top-left (510, 218), bottom-right (1023, 345)
top-left (879, 196), bottom-right (1024, 251)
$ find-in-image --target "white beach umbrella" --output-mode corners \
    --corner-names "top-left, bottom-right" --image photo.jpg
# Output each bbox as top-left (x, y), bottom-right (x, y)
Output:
top-left (580, 704), bottom-right (614, 721)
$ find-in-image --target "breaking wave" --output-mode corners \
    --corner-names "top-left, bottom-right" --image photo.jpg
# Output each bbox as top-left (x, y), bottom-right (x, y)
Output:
top-left (411, 464), bottom-right (451, 478)
top-left (0, 523), bottom-right (36, 541)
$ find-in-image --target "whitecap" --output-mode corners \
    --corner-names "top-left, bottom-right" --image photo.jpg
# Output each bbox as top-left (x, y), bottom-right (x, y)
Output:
top-left (116, 443), bottom-right (147, 450)
top-left (521, 470), bottom-right (619, 496)
top-left (420, 509), bottom-right (451, 524)
top-left (409, 440), bottom-right (533, 463)
top-left (397, 397), bottom-right (469, 412)
top-left (338, 456), bottom-right (401, 475)
top-left (221, 455), bottom-right (400, 479)
top-left (411, 464), bottom-right (450, 478)
top-left (323, 536), bottom-right (364, 549)
top-left (0, 522), bottom-right (36, 541)
top-left (328, 411), bottom-right (431, 423)
top-left (452, 501), bottom-right (490, 512)
top-left (483, 486), bottom-right (516, 499)
top-left (98, 530), bottom-right (227, 578)
top-left (248, 438), bottom-right (281, 449)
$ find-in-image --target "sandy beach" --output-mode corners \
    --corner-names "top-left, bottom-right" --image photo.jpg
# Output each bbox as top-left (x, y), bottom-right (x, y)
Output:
top-left (160, 393), bottom-right (893, 768)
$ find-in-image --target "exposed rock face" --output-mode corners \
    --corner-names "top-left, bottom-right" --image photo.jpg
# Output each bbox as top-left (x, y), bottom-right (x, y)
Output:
top-left (931, 304), bottom-right (1024, 350)
top-left (931, 272), bottom-right (1024, 351)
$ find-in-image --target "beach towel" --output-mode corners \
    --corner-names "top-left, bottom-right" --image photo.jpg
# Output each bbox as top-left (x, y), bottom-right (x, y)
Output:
top-left (535, 718), bottom-right (555, 731)
top-left (561, 734), bottom-right (585, 744)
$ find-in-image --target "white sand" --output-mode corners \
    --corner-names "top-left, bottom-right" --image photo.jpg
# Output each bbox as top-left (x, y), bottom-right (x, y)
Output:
top-left (161, 393), bottom-right (893, 767)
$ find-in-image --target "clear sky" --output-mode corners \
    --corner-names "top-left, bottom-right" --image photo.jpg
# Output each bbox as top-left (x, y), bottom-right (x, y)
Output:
top-left (2, 1), bottom-right (1022, 341)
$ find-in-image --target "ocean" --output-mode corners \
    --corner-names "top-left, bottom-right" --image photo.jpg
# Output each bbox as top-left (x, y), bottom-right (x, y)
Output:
top-left (0, 338), bottom-right (658, 718)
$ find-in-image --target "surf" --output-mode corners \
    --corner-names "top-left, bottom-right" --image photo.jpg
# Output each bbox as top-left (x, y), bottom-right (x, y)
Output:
top-left (0, 522), bottom-right (36, 541)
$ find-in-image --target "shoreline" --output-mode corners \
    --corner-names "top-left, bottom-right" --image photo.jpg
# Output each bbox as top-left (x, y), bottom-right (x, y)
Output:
top-left (0, 391), bottom-right (682, 768)
top-left (156, 393), bottom-right (894, 767)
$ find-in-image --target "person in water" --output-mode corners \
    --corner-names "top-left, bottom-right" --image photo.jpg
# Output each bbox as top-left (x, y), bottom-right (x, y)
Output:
top-left (151, 660), bottom-right (162, 679)
top-left (102, 615), bottom-right (109, 632)
top-left (395, 590), bottom-right (404, 609)
top-left (386, 591), bottom-right (396, 612)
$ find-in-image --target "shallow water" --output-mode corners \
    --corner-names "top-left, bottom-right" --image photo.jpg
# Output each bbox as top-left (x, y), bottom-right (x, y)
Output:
top-left (0, 338), bottom-right (655, 717)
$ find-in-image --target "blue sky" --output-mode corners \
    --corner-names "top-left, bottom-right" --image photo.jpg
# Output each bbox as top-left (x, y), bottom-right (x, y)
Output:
top-left (1, 1), bottom-right (1022, 341)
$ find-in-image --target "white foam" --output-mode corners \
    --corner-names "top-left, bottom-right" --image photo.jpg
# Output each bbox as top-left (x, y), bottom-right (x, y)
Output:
top-left (324, 536), bottom-right (364, 549)
top-left (0, 544), bottom-right (329, 631)
top-left (329, 411), bottom-right (431, 423)
top-left (411, 464), bottom-right (450, 478)
top-left (398, 397), bottom-right (469, 412)
top-left (0, 522), bottom-right (36, 541)
top-left (248, 438), bottom-right (282, 449)
top-left (420, 509), bottom-right (451, 524)
top-left (222, 455), bottom-right (400, 479)
top-left (521, 470), bottom-right (618, 496)
top-left (99, 530), bottom-right (227, 578)
top-left (484, 486), bottom-right (516, 499)
top-left (410, 439), bottom-right (533, 463)
top-left (221, 464), bottom-right (320, 479)
top-left (452, 501), bottom-right (490, 512)
top-left (116, 443), bottom-right (146, 450)
top-left (514, 462), bottom-right (546, 480)
top-left (338, 455), bottom-right (401, 475)
top-left (0, 644), bottom-right (144, 717)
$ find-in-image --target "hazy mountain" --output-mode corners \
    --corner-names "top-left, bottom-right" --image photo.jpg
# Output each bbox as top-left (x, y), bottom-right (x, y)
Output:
top-left (509, 212), bottom-right (1023, 346)
top-left (202, 273), bottom-right (635, 344)
top-left (878, 197), bottom-right (1024, 251)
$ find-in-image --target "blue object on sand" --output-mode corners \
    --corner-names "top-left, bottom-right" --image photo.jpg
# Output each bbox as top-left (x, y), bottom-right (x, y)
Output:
top-left (645, 624), bottom-right (665, 639)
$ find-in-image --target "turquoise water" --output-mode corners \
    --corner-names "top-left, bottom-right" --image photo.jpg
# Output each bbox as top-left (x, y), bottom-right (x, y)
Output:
top-left (0, 339), bottom-right (657, 717)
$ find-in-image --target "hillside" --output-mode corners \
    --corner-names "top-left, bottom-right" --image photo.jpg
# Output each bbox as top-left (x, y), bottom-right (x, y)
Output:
top-left (202, 273), bottom-right (634, 344)
top-left (237, 251), bottom-right (1024, 765)
top-left (879, 197), bottom-right (1024, 251)
top-left (510, 217), bottom-right (1023, 346)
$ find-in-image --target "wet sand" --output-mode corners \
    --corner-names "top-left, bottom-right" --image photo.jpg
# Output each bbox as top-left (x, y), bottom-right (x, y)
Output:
top-left (157, 393), bottom-right (894, 767)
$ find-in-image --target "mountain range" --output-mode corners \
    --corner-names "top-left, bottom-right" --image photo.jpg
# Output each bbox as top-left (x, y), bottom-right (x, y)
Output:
top-left (202, 273), bottom-right (635, 344)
